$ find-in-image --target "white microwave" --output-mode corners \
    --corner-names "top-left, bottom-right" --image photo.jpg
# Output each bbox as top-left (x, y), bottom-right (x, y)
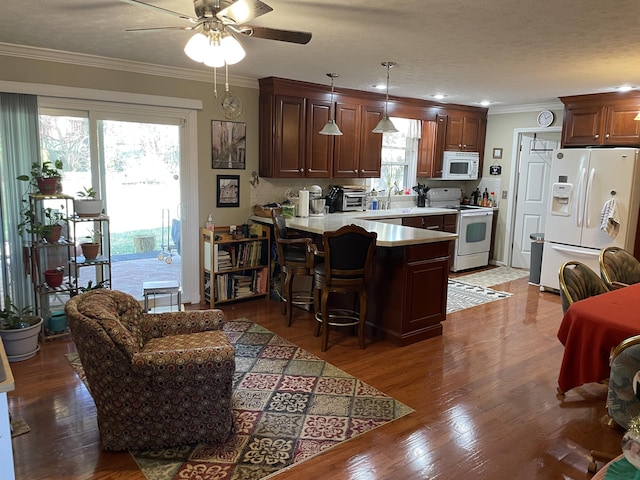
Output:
top-left (442, 151), bottom-right (479, 180)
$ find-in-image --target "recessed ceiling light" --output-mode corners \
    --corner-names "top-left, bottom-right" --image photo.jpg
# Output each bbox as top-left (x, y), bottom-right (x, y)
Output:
top-left (373, 84), bottom-right (386, 90)
top-left (480, 100), bottom-right (491, 106)
top-left (617, 85), bottom-right (635, 92)
top-left (432, 94), bottom-right (447, 100)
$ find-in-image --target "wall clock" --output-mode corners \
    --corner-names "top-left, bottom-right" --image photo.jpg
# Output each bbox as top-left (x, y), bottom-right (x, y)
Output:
top-left (537, 110), bottom-right (554, 127)
top-left (219, 91), bottom-right (243, 119)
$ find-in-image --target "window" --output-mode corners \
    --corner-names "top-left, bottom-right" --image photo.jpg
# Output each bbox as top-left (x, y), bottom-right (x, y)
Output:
top-left (368, 118), bottom-right (420, 194)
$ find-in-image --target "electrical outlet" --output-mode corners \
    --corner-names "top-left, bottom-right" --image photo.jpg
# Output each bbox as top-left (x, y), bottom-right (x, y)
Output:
top-left (501, 190), bottom-right (507, 200)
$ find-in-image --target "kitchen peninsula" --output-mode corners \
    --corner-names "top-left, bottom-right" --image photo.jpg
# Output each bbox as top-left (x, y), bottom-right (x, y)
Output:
top-left (251, 208), bottom-right (458, 345)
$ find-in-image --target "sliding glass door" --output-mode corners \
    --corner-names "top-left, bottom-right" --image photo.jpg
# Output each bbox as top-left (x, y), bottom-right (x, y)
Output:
top-left (39, 108), bottom-right (183, 302)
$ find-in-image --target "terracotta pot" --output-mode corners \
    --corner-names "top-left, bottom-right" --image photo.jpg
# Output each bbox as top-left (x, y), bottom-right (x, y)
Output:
top-left (42, 224), bottom-right (62, 243)
top-left (36, 177), bottom-right (60, 195)
top-left (81, 242), bottom-right (100, 260)
top-left (44, 269), bottom-right (64, 288)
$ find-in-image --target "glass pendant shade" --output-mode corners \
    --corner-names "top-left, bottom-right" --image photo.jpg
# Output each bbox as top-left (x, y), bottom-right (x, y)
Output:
top-left (373, 61), bottom-right (398, 133)
top-left (372, 116), bottom-right (398, 133)
top-left (635, 112), bottom-right (640, 121)
top-left (319, 73), bottom-right (343, 136)
top-left (319, 119), bottom-right (343, 135)
top-left (184, 33), bottom-right (209, 63)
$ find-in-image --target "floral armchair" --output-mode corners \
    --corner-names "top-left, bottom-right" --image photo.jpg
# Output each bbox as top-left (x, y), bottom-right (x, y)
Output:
top-left (65, 289), bottom-right (235, 451)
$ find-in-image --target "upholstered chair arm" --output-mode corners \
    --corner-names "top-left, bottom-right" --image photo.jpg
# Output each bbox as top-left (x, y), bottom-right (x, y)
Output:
top-left (138, 309), bottom-right (226, 341)
top-left (277, 237), bottom-right (312, 247)
top-left (131, 329), bottom-right (235, 386)
top-left (611, 281), bottom-right (630, 289)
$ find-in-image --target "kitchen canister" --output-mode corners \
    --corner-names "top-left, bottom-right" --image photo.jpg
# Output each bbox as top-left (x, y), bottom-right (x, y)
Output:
top-left (298, 189), bottom-right (309, 217)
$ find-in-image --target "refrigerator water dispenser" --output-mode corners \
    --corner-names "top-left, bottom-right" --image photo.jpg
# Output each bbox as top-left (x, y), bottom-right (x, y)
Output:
top-left (551, 182), bottom-right (573, 216)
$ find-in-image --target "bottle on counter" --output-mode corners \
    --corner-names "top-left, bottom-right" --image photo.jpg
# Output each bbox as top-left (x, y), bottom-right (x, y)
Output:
top-left (206, 214), bottom-right (215, 231)
top-left (489, 192), bottom-right (495, 207)
top-left (482, 188), bottom-right (489, 207)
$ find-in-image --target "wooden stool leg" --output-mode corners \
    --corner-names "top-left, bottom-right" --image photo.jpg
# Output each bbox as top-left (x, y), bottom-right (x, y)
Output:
top-left (314, 285), bottom-right (322, 337)
top-left (321, 289), bottom-right (330, 352)
top-left (358, 289), bottom-right (367, 349)
top-left (284, 270), bottom-right (294, 326)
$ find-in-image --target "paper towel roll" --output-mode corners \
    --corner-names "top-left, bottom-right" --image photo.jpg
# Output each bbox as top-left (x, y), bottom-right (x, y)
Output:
top-left (298, 189), bottom-right (309, 217)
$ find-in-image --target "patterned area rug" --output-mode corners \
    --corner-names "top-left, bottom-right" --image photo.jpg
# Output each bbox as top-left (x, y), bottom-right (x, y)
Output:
top-left (65, 319), bottom-right (414, 480)
top-left (454, 266), bottom-right (529, 288)
top-left (447, 279), bottom-right (512, 314)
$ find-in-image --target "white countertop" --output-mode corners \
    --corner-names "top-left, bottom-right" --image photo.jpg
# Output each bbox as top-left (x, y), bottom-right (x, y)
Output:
top-left (250, 207), bottom-right (458, 247)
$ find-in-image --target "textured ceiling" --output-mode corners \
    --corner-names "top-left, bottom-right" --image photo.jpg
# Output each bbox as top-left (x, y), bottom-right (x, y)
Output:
top-left (1, 0), bottom-right (640, 109)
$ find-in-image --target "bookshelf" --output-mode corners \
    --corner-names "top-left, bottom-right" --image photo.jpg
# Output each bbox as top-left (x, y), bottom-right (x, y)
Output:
top-left (200, 226), bottom-right (270, 308)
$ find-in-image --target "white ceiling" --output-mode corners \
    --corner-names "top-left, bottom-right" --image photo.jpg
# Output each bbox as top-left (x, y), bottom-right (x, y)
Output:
top-left (2, 0), bottom-right (640, 110)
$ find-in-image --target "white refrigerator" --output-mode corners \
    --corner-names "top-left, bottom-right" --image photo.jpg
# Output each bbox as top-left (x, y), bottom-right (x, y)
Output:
top-left (539, 148), bottom-right (640, 291)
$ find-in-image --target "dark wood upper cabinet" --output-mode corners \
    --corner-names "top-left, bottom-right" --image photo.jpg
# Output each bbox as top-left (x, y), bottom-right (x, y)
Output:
top-left (561, 92), bottom-right (640, 147)
top-left (259, 77), bottom-right (487, 179)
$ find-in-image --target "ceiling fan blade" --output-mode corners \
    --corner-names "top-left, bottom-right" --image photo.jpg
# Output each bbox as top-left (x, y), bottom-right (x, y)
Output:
top-left (216, 0), bottom-right (273, 25)
top-left (237, 25), bottom-right (312, 44)
top-left (119, 0), bottom-right (196, 22)
top-left (125, 26), bottom-right (198, 32)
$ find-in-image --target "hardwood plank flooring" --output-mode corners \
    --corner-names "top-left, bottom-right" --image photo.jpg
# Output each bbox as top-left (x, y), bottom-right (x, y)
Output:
top-left (7, 276), bottom-right (623, 479)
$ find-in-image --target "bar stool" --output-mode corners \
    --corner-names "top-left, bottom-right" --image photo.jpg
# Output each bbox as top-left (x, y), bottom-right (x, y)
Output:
top-left (271, 211), bottom-right (317, 326)
top-left (312, 224), bottom-right (377, 351)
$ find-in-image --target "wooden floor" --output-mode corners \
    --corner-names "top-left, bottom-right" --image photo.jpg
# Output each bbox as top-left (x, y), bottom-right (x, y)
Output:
top-left (7, 274), bottom-right (623, 479)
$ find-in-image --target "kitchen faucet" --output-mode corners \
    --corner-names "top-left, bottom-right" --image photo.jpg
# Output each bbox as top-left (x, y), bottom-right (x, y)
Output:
top-left (386, 181), bottom-right (400, 209)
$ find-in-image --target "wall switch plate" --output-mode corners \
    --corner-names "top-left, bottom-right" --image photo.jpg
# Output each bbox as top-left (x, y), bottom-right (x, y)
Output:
top-left (501, 190), bottom-right (507, 199)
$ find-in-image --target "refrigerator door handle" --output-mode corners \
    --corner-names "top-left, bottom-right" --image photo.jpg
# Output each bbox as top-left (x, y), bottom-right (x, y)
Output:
top-left (576, 167), bottom-right (587, 228)
top-left (550, 243), bottom-right (600, 258)
top-left (584, 167), bottom-right (595, 228)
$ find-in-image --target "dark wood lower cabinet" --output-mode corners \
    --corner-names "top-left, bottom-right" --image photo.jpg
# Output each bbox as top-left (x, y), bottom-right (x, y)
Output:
top-left (368, 241), bottom-right (450, 346)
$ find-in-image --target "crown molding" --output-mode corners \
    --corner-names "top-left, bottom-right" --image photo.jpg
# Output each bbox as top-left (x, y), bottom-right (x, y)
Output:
top-left (488, 101), bottom-right (564, 115)
top-left (0, 42), bottom-right (259, 90)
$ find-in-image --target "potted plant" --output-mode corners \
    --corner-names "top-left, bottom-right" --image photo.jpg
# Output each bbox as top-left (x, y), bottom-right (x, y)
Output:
top-left (73, 186), bottom-right (103, 218)
top-left (17, 159), bottom-right (64, 195)
top-left (71, 279), bottom-right (110, 297)
top-left (0, 294), bottom-right (43, 362)
top-left (44, 266), bottom-right (65, 288)
top-left (79, 229), bottom-right (101, 261)
top-left (18, 203), bottom-right (66, 243)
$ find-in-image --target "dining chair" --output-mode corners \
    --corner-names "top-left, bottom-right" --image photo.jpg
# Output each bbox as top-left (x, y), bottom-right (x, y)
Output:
top-left (271, 210), bottom-right (317, 326)
top-left (558, 261), bottom-right (609, 314)
top-left (312, 224), bottom-right (377, 351)
top-left (588, 334), bottom-right (640, 472)
top-left (599, 246), bottom-right (640, 290)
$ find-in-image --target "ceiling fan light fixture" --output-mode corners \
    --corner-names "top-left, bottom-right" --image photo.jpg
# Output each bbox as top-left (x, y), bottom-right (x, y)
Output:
top-left (220, 33), bottom-right (245, 65)
top-left (319, 73), bottom-right (343, 136)
top-left (373, 61), bottom-right (398, 134)
top-left (184, 32), bottom-right (209, 63)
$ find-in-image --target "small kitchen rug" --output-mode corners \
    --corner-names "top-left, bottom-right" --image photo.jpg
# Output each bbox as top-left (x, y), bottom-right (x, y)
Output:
top-left (454, 266), bottom-right (529, 289)
top-left (447, 279), bottom-right (512, 314)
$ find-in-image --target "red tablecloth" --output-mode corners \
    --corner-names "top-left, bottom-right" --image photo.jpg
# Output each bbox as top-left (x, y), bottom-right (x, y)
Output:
top-left (557, 283), bottom-right (640, 393)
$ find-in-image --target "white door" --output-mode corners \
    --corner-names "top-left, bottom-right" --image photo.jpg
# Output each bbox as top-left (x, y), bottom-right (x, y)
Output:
top-left (511, 132), bottom-right (559, 269)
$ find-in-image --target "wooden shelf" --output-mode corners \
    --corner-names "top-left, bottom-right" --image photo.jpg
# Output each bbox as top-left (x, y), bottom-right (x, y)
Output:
top-left (200, 226), bottom-right (270, 309)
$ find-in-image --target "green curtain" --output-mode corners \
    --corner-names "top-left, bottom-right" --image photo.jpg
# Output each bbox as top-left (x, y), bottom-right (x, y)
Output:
top-left (0, 93), bottom-right (41, 310)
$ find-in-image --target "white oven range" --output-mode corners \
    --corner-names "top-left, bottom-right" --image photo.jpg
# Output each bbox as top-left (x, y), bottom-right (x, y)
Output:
top-left (426, 187), bottom-right (494, 272)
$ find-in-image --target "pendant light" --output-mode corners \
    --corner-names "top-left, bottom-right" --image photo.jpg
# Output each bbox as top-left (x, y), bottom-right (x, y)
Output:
top-left (319, 73), bottom-right (343, 136)
top-left (372, 61), bottom-right (398, 133)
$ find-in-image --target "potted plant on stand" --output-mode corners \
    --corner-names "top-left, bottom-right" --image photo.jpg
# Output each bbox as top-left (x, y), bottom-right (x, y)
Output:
top-left (0, 294), bottom-right (43, 362)
top-left (73, 186), bottom-right (103, 218)
top-left (18, 204), bottom-right (66, 244)
top-left (78, 229), bottom-right (101, 261)
top-left (17, 159), bottom-right (64, 195)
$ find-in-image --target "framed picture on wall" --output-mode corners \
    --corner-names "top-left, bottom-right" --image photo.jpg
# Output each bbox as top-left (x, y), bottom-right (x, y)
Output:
top-left (217, 174), bottom-right (240, 208)
top-left (211, 120), bottom-right (246, 169)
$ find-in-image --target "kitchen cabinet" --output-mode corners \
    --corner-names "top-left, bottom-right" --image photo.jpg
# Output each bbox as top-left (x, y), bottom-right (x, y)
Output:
top-left (418, 111), bottom-right (486, 178)
top-left (369, 241), bottom-right (450, 345)
top-left (402, 213), bottom-right (457, 259)
top-left (561, 92), bottom-right (640, 147)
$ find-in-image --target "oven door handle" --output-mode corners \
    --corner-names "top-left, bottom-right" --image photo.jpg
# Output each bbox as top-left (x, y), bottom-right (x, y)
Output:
top-left (459, 211), bottom-right (492, 218)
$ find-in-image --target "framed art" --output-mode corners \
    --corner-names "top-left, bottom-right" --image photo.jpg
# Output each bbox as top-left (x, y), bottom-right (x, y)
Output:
top-left (211, 120), bottom-right (246, 169)
top-left (217, 174), bottom-right (240, 208)
top-left (492, 147), bottom-right (503, 160)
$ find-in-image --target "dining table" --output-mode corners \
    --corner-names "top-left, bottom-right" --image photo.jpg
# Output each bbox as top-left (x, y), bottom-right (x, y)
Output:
top-left (557, 282), bottom-right (640, 394)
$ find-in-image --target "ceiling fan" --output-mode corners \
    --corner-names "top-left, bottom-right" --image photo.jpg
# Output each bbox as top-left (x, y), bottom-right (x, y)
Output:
top-left (120, 0), bottom-right (312, 64)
